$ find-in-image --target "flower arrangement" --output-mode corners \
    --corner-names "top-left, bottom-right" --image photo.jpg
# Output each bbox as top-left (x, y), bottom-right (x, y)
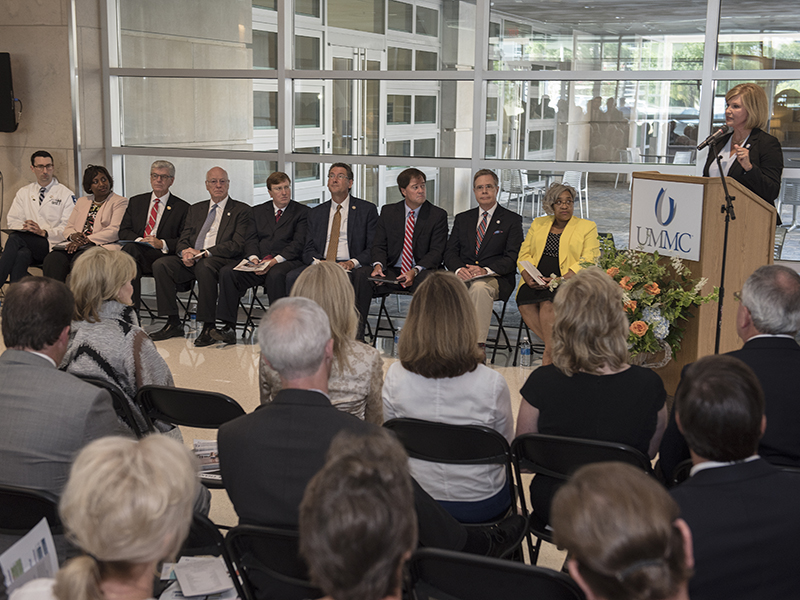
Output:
top-left (586, 236), bottom-right (719, 363)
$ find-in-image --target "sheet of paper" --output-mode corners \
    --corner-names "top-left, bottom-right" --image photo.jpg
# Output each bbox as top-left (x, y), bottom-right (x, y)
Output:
top-left (520, 260), bottom-right (547, 285)
top-left (159, 581), bottom-right (238, 600)
top-left (0, 517), bottom-right (59, 596)
top-left (232, 259), bottom-right (261, 272)
top-left (173, 556), bottom-right (233, 597)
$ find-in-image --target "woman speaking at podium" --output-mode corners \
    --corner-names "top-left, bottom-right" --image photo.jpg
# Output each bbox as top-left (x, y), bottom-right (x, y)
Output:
top-left (702, 82), bottom-right (783, 213)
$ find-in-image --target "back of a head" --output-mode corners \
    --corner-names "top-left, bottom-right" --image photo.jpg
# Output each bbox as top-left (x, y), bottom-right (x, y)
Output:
top-left (399, 271), bottom-right (483, 378)
top-left (675, 354), bottom-right (764, 462)
top-left (291, 261), bottom-right (358, 363)
top-left (741, 264), bottom-right (800, 335)
top-left (54, 435), bottom-right (198, 600)
top-left (258, 297), bottom-right (332, 380)
top-left (552, 462), bottom-right (692, 600)
top-left (1, 276), bottom-right (74, 351)
top-left (552, 266), bottom-right (629, 376)
top-left (70, 247), bottom-right (137, 322)
top-left (299, 429), bottom-right (417, 600)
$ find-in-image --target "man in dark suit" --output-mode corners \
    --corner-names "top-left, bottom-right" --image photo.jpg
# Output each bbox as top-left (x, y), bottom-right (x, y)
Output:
top-left (659, 265), bottom-right (800, 478)
top-left (150, 166), bottom-right (253, 347)
top-left (670, 354), bottom-right (800, 600)
top-left (352, 168), bottom-right (448, 340)
top-left (210, 172), bottom-right (309, 345)
top-left (218, 297), bottom-right (526, 555)
top-left (444, 169), bottom-right (523, 344)
top-left (118, 160), bottom-right (189, 314)
top-left (286, 163), bottom-right (378, 293)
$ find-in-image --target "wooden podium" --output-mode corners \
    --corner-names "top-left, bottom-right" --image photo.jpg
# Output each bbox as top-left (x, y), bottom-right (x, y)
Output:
top-left (630, 172), bottom-right (777, 394)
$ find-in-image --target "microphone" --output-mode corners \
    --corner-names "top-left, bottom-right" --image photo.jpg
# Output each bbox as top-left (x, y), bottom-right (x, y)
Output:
top-left (697, 124), bottom-right (731, 151)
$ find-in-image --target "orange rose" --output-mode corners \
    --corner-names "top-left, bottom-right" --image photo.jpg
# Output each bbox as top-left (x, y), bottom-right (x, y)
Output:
top-left (620, 276), bottom-right (633, 291)
top-left (624, 300), bottom-right (637, 312)
top-left (630, 321), bottom-right (648, 337)
top-left (606, 267), bottom-right (620, 277)
top-left (644, 282), bottom-right (660, 295)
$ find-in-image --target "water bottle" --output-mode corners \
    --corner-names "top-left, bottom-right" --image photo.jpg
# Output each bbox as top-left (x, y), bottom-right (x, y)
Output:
top-left (188, 301), bottom-right (198, 332)
top-left (520, 336), bottom-right (531, 368)
top-left (393, 327), bottom-right (401, 358)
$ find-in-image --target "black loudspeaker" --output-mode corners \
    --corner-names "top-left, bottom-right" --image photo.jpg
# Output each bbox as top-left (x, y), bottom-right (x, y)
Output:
top-left (0, 53), bottom-right (18, 132)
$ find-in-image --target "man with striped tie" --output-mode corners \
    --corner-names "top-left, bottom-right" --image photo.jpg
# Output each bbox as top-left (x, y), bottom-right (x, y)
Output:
top-left (118, 160), bottom-right (189, 314)
top-left (0, 151), bottom-right (76, 287)
top-left (444, 169), bottom-right (523, 346)
top-left (352, 168), bottom-right (448, 341)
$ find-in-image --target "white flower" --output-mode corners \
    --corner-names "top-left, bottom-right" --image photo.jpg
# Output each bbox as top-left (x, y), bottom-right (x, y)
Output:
top-left (693, 277), bottom-right (709, 294)
top-left (670, 255), bottom-right (684, 272)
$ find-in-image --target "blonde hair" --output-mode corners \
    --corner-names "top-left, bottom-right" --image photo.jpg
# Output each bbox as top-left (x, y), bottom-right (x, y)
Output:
top-left (53, 436), bottom-right (197, 600)
top-left (542, 183), bottom-right (577, 216)
top-left (551, 266), bottom-right (629, 376)
top-left (726, 83), bottom-right (769, 130)
top-left (399, 271), bottom-right (483, 378)
top-left (70, 247), bottom-right (137, 322)
top-left (291, 261), bottom-right (358, 368)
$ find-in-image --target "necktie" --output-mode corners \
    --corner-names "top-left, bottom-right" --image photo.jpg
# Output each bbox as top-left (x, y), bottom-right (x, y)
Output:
top-left (401, 210), bottom-right (415, 275)
top-left (326, 205), bottom-right (342, 262)
top-left (144, 197), bottom-right (160, 237)
top-left (475, 211), bottom-right (489, 256)
top-left (275, 208), bottom-right (283, 223)
top-left (195, 203), bottom-right (218, 250)
top-left (39, 187), bottom-right (46, 206)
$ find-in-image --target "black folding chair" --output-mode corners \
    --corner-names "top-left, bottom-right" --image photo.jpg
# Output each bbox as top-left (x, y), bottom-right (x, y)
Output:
top-left (406, 548), bottom-right (585, 600)
top-left (370, 288), bottom-right (413, 346)
top-left (0, 484), bottom-right (62, 536)
top-left (239, 285), bottom-right (268, 338)
top-left (511, 433), bottom-right (653, 563)
top-left (74, 375), bottom-right (147, 438)
top-left (225, 525), bottom-right (322, 600)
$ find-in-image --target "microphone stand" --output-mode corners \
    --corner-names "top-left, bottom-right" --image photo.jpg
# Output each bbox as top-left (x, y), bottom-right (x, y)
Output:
top-left (713, 153), bottom-right (735, 354)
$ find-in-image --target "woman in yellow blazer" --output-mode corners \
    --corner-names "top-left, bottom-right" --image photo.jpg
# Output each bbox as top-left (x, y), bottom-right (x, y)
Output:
top-left (517, 183), bottom-right (599, 364)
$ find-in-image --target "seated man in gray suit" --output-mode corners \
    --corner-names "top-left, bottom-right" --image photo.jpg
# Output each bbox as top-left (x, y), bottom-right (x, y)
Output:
top-left (670, 354), bottom-right (800, 600)
top-left (0, 277), bottom-right (128, 557)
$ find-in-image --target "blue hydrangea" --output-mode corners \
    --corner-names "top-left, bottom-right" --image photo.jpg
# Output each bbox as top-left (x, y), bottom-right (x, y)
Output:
top-left (642, 306), bottom-right (662, 323)
top-left (653, 318), bottom-right (669, 340)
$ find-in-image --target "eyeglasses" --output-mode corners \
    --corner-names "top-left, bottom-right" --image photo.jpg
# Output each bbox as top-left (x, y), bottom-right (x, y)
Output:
top-left (327, 173), bottom-right (350, 180)
top-left (32, 164), bottom-right (54, 170)
top-left (150, 173), bottom-right (174, 181)
top-left (474, 184), bottom-right (496, 192)
top-left (554, 199), bottom-right (574, 207)
top-left (206, 179), bottom-right (229, 185)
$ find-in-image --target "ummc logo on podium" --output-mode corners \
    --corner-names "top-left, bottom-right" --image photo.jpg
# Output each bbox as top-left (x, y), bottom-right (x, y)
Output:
top-left (630, 179), bottom-right (704, 261)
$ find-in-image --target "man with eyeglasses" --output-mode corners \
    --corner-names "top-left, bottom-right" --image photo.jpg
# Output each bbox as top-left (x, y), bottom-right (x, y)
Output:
top-left (444, 169), bottom-right (523, 346)
top-left (118, 160), bottom-right (189, 314)
top-left (150, 166), bottom-right (253, 347)
top-left (288, 162), bottom-right (378, 292)
top-left (0, 151), bottom-right (76, 286)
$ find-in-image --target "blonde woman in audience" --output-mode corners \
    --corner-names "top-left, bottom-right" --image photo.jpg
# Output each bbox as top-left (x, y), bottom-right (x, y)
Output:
top-left (61, 247), bottom-right (176, 436)
top-left (516, 266), bottom-right (667, 523)
top-left (259, 261), bottom-right (384, 424)
top-left (382, 271), bottom-right (514, 523)
top-left (10, 435), bottom-right (197, 600)
top-left (552, 462), bottom-right (693, 600)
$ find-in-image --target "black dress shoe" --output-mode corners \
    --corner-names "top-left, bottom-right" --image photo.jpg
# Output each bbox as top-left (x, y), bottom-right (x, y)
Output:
top-left (210, 325), bottom-right (236, 345)
top-left (484, 514), bottom-right (529, 559)
top-left (194, 329), bottom-right (216, 347)
top-left (150, 321), bottom-right (185, 341)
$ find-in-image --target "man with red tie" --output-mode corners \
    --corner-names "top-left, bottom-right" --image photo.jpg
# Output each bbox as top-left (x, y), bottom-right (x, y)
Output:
top-left (444, 169), bottom-right (523, 345)
top-left (119, 160), bottom-right (189, 314)
top-left (352, 168), bottom-right (448, 340)
top-left (210, 172), bottom-right (310, 345)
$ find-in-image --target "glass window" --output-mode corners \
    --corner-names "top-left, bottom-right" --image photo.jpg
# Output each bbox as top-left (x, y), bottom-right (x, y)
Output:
top-left (416, 50), bottom-right (438, 71)
top-left (415, 96), bottom-right (437, 124)
top-left (387, 140), bottom-right (412, 156)
top-left (415, 138), bottom-right (436, 157)
top-left (718, 0), bottom-right (800, 70)
top-left (388, 47), bottom-right (413, 70)
top-left (295, 35), bottom-right (321, 70)
top-left (253, 30), bottom-right (277, 70)
top-left (294, 147), bottom-right (321, 182)
top-left (528, 130), bottom-right (541, 152)
top-left (254, 160), bottom-right (278, 188)
top-left (388, 95), bottom-right (412, 124)
top-left (388, 0), bottom-right (413, 32)
top-left (416, 6), bottom-right (439, 37)
top-left (328, 0), bottom-right (385, 34)
top-left (295, 92), bottom-right (321, 128)
top-left (486, 97), bottom-right (498, 122)
top-left (296, 0), bottom-right (320, 17)
top-left (485, 134), bottom-right (497, 157)
top-left (253, 0), bottom-right (275, 9)
top-left (254, 91), bottom-right (277, 129)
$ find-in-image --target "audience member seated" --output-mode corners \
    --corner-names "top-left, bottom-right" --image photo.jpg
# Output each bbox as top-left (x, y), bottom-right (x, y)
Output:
top-left (515, 267), bottom-right (667, 523)
top-left (42, 165), bottom-right (128, 282)
top-left (659, 264), bottom-right (800, 479)
top-left (516, 182), bottom-right (599, 365)
top-left (219, 297), bottom-right (526, 557)
top-left (60, 247), bottom-right (178, 437)
top-left (299, 429), bottom-right (416, 600)
top-left (9, 436), bottom-right (197, 600)
top-left (0, 277), bottom-right (128, 559)
top-left (259, 261), bottom-right (383, 424)
top-left (383, 271), bottom-right (513, 523)
top-left (670, 355), bottom-right (800, 600)
top-left (552, 462), bottom-right (693, 600)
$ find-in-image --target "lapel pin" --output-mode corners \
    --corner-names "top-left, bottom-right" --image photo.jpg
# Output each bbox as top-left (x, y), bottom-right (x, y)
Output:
top-left (227, 212), bottom-right (231, 216)
top-left (167, 206), bottom-right (172, 210)
top-left (351, 205), bottom-right (356, 210)
top-left (496, 219), bottom-right (500, 224)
